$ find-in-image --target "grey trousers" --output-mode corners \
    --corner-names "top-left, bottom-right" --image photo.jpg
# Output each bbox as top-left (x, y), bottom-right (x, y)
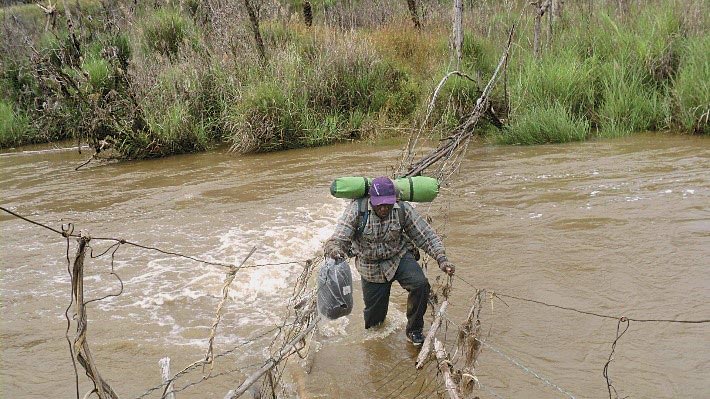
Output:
top-left (361, 253), bottom-right (431, 334)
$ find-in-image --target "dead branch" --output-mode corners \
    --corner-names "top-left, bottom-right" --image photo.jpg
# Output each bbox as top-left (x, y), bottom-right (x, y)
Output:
top-left (416, 300), bottom-right (449, 369)
top-left (433, 339), bottom-right (461, 399)
top-left (401, 25), bottom-right (515, 179)
top-left (224, 317), bottom-right (321, 399)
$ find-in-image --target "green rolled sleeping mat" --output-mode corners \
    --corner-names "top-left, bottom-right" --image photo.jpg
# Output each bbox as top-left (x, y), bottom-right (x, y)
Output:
top-left (330, 176), bottom-right (439, 202)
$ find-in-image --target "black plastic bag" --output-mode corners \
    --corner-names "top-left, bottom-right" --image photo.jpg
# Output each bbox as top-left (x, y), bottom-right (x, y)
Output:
top-left (317, 258), bottom-right (353, 320)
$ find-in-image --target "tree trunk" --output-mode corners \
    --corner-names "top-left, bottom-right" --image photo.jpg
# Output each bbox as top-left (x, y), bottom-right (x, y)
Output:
top-left (452, 0), bottom-right (463, 69)
top-left (407, 0), bottom-right (421, 30)
top-left (303, 1), bottom-right (312, 27)
top-left (533, 1), bottom-right (542, 59)
top-left (243, 0), bottom-right (266, 62)
top-left (552, 0), bottom-right (564, 20)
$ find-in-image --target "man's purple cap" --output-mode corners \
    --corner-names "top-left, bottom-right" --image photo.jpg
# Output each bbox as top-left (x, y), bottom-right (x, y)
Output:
top-left (369, 176), bottom-right (397, 206)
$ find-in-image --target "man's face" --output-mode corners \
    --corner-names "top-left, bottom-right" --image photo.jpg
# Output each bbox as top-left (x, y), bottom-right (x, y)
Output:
top-left (372, 203), bottom-right (394, 219)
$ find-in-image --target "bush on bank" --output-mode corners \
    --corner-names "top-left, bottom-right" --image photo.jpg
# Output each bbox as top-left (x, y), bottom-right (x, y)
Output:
top-left (0, 0), bottom-right (707, 157)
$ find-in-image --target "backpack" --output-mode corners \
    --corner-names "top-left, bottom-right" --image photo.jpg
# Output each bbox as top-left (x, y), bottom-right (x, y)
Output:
top-left (354, 197), bottom-right (420, 260)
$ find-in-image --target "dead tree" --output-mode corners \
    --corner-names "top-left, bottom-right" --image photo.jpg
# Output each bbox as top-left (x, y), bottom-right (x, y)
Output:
top-left (434, 339), bottom-right (461, 399)
top-left (402, 26), bottom-right (515, 179)
top-left (457, 291), bottom-right (484, 397)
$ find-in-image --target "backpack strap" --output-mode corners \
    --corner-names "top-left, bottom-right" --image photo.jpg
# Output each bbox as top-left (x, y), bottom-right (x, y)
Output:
top-left (397, 201), bottom-right (406, 226)
top-left (355, 197), bottom-right (369, 237)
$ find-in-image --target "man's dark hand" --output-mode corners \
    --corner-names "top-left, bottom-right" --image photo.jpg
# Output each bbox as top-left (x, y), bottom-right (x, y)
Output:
top-left (439, 260), bottom-right (455, 276)
top-left (327, 247), bottom-right (346, 261)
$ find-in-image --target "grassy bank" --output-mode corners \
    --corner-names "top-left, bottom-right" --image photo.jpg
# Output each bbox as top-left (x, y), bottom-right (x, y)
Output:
top-left (1, 0), bottom-right (707, 156)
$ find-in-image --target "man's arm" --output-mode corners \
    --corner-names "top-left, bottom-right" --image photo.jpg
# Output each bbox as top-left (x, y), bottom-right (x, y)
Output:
top-left (401, 202), bottom-right (455, 275)
top-left (323, 200), bottom-right (359, 260)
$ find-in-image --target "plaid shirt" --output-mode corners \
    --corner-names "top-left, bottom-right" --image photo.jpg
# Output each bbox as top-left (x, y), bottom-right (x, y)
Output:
top-left (324, 200), bottom-right (448, 283)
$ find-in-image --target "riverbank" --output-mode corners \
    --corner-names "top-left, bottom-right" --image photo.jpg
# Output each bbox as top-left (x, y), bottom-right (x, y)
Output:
top-left (1, 0), bottom-right (708, 158)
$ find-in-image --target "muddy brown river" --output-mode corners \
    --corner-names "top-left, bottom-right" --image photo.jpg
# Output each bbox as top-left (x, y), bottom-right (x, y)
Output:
top-left (1, 133), bottom-right (708, 398)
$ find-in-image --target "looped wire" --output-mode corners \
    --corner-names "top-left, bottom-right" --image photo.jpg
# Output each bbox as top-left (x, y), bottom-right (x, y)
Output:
top-left (62, 223), bottom-right (74, 237)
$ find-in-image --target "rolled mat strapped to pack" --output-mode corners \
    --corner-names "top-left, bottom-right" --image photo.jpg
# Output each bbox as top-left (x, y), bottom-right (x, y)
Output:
top-left (330, 176), bottom-right (439, 202)
top-left (317, 258), bottom-right (353, 320)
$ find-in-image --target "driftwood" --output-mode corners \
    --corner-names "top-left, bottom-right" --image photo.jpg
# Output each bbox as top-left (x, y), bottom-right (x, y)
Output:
top-left (415, 300), bottom-right (448, 369)
top-left (71, 232), bottom-right (120, 399)
top-left (224, 317), bottom-right (320, 399)
top-left (433, 339), bottom-right (461, 399)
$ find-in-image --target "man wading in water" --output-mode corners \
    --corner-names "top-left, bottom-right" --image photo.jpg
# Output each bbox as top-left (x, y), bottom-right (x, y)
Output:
top-left (324, 176), bottom-right (455, 345)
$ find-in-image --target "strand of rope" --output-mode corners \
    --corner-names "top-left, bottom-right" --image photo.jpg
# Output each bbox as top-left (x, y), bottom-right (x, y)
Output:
top-left (603, 317), bottom-right (630, 399)
top-left (453, 275), bottom-right (710, 324)
top-left (478, 339), bottom-right (578, 399)
top-left (0, 206), bottom-right (310, 270)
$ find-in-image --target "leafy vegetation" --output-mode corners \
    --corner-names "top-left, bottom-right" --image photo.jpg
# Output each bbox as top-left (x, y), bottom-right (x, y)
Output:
top-left (0, 0), bottom-right (707, 157)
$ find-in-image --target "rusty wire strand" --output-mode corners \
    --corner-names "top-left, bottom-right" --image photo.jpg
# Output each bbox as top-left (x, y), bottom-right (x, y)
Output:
top-left (603, 317), bottom-right (631, 399)
top-left (84, 242), bottom-right (124, 306)
top-left (453, 274), bottom-right (710, 324)
top-left (0, 206), bottom-right (310, 270)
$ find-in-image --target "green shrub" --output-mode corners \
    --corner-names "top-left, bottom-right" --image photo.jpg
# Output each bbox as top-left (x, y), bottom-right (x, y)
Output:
top-left (81, 56), bottom-right (112, 94)
top-left (674, 35), bottom-right (709, 134)
top-left (495, 103), bottom-right (589, 145)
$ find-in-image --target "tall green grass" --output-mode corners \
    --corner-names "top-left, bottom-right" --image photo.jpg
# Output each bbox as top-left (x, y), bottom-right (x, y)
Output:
top-left (597, 64), bottom-right (668, 138)
top-left (495, 103), bottom-right (590, 145)
top-left (226, 38), bottom-right (419, 153)
top-left (674, 35), bottom-right (709, 134)
top-left (0, 101), bottom-right (31, 147)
